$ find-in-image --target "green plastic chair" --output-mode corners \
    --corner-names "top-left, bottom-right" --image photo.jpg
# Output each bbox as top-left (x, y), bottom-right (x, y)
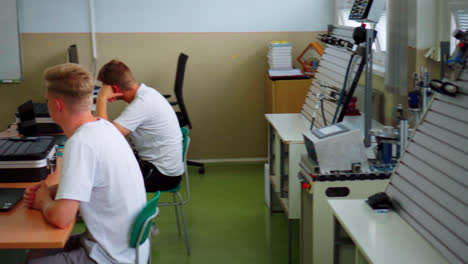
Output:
top-left (130, 191), bottom-right (161, 264)
top-left (153, 127), bottom-right (191, 255)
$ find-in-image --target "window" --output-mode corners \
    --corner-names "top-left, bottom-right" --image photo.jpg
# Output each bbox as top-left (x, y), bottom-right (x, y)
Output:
top-left (336, 1), bottom-right (387, 76)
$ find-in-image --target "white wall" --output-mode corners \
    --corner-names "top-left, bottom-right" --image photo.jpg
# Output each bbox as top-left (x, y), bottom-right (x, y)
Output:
top-left (19, 0), bottom-right (332, 33)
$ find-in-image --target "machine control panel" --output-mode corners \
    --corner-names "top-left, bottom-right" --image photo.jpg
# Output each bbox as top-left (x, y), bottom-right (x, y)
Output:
top-left (349, 0), bottom-right (386, 23)
top-left (311, 123), bottom-right (349, 139)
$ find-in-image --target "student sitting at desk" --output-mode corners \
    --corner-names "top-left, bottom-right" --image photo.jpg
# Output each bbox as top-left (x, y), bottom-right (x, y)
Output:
top-left (95, 60), bottom-right (184, 192)
top-left (23, 63), bottom-right (149, 264)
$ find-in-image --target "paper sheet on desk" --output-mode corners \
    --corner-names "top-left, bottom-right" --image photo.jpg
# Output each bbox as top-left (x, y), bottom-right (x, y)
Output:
top-left (268, 69), bottom-right (304, 77)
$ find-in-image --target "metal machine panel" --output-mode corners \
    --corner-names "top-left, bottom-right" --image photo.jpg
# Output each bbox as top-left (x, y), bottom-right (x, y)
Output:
top-left (418, 122), bottom-right (468, 151)
top-left (390, 174), bottom-right (467, 239)
top-left (304, 96), bottom-right (335, 121)
top-left (386, 92), bottom-right (468, 264)
top-left (316, 67), bottom-right (345, 83)
top-left (314, 72), bottom-right (343, 88)
top-left (411, 133), bottom-right (467, 170)
top-left (321, 52), bottom-right (349, 67)
top-left (319, 61), bottom-right (347, 77)
top-left (301, 109), bottom-right (312, 121)
top-left (308, 85), bottom-right (338, 110)
top-left (303, 124), bottom-right (369, 173)
top-left (436, 91), bottom-right (468, 108)
top-left (396, 163), bottom-right (467, 220)
top-left (324, 46), bottom-right (352, 60)
top-left (424, 111), bottom-right (468, 137)
top-left (300, 25), bottom-right (366, 126)
top-left (402, 153), bottom-right (466, 202)
top-left (314, 73), bottom-right (343, 89)
top-left (431, 98), bottom-right (467, 122)
top-left (388, 185), bottom-right (467, 264)
top-left (329, 25), bottom-right (356, 42)
top-left (302, 103), bottom-right (315, 119)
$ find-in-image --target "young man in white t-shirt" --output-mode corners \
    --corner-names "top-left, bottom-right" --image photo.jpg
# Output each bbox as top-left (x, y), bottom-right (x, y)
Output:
top-left (95, 60), bottom-right (184, 192)
top-left (23, 63), bottom-right (149, 264)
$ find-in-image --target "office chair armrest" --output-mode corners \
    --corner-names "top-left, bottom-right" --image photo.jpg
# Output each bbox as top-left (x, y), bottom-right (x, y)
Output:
top-left (164, 94), bottom-right (171, 98)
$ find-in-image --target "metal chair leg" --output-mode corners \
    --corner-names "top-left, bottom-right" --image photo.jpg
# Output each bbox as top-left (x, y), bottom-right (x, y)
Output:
top-left (177, 192), bottom-right (190, 256)
top-left (173, 192), bottom-right (181, 235)
top-left (148, 239), bottom-right (152, 264)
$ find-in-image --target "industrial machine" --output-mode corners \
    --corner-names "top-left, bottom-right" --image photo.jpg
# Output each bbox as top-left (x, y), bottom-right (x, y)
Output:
top-left (303, 123), bottom-right (369, 175)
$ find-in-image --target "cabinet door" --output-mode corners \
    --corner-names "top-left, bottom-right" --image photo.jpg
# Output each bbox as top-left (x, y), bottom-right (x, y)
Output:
top-left (274, 79), bottom-right (311, 113)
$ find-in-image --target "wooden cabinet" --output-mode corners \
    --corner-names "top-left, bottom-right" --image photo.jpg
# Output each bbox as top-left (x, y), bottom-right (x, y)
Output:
top-left (266, 76), bottom-right (312, 113)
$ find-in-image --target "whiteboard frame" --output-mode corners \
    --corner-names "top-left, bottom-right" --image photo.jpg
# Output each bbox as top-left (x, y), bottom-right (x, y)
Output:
top-left (0, 0), bottom-right (23, 83)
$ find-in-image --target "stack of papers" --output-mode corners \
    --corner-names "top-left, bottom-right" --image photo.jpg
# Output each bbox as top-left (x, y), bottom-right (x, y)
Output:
top-left (268, 69), bottom-right (304, 77)
top-left (267, 41), bottom-right (292, 70)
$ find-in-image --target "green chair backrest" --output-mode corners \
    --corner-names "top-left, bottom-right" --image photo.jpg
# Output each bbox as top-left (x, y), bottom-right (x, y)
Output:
top-left (181, 127), bottom-right (189, 160)
top-left (130, 191), bottom-right (161, 248)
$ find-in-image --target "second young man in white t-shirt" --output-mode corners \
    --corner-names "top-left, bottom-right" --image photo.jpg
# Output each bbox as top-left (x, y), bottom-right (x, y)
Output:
top-left (96, 60), bottom-right (184, 192)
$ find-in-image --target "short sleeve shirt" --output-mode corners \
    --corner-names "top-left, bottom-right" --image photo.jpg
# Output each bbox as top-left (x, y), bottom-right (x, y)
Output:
top-left (56, 119), bottom-right (149, 264)
top-left (115, 84), bottom-right (184, 176)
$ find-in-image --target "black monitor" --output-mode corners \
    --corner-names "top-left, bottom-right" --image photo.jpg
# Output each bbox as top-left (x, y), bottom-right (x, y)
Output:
top-left (67, 44), bottom-right (79, 64)
top-left (17, 100), bottom-right (39, 137)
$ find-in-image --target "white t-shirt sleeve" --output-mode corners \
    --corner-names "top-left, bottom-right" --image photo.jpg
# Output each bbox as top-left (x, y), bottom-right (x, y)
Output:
top-left (55, 141), bottom-right (97, 202)
top-left (114, 100), bottom-right (147, 132)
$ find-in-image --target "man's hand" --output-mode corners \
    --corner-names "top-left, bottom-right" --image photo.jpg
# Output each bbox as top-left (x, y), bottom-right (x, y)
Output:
top-left (97, 85), bottom-right (123, 103)
top-left (24, 181), bottom-right (79, 229)
top-left (30, 181), bottom-right (53, 211)
top-left (23, 183), bottom-right (42, 208)
top-left (96, 84), bottom-right (124, 120)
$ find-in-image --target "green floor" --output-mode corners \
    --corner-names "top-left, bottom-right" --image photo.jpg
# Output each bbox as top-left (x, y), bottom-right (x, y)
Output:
top-left (1, 162), bottom-right (299, 263)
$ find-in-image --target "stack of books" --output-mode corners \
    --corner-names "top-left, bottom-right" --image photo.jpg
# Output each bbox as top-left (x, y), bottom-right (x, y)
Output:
top-left (267, 41), bottom-right (292, 70)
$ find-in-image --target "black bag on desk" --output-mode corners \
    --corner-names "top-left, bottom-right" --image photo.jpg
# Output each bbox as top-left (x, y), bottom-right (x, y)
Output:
top-left (0, 136), bottom-right (56, 182)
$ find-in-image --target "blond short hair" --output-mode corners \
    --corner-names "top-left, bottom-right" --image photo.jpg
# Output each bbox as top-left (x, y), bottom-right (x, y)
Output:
top-left (44, 63), bottom-right (94, 112)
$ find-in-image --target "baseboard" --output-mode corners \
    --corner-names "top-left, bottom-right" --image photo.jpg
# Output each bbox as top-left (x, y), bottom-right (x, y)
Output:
top-left (189, 157), bottom-right (268, 163)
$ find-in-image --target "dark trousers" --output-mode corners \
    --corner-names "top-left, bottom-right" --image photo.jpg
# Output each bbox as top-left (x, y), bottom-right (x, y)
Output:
top-left (136, 157), bottom-right (181, 192)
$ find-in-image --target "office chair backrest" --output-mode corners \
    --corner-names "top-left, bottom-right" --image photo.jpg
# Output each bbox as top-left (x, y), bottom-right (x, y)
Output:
top-left (174, 53), bottom-right (192, 129)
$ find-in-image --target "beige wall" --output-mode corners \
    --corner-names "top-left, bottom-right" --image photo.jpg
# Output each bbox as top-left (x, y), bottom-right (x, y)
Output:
top-left (0, 32), bottom-right (323, 159)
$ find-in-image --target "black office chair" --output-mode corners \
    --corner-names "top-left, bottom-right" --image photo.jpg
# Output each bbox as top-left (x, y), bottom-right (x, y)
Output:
top-left (165, 53), bottom-right (205, 174)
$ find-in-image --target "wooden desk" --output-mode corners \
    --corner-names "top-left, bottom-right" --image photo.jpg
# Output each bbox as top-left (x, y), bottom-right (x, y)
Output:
top-left (0, 158), bottom-right (74, 249)
top-left (328, 199), bottom-right (448, 264)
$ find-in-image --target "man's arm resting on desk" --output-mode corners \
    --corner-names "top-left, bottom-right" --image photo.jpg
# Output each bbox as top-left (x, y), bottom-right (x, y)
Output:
top-left (26, 182), bottom-right (79, 229)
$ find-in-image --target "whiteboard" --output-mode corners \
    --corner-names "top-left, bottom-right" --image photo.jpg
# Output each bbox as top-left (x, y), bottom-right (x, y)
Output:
top-left (0, 0), bottom-right (22, 82)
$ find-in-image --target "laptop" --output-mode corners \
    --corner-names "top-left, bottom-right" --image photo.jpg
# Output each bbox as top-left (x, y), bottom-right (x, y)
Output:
top-left (0, 188), bottom-right (25, 211)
